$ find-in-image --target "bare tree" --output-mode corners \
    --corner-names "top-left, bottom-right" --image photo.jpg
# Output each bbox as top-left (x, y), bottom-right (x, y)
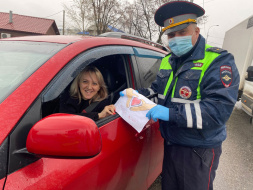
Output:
top-left (117, 2), bottom-right (135, 34)
top-left (125, 0), bottom-right (207, 43)
top-left (63, 0), bottom-right (91, 35)
top-left (119, 0), bottom-right (169, 43)
top-left (63, 0), bottom-right (122, 35)
top-left (63, 0), bottom-right (208, 45)
top-left (89, 0), bottom-right (122, 35)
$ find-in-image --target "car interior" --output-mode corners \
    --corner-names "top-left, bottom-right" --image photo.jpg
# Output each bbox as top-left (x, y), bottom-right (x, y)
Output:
top-left (41, 54), bottom-right (128, 119)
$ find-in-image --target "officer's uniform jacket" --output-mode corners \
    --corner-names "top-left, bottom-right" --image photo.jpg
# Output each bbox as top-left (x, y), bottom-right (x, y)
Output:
top-left (139, 35), bottom-right (240, 148)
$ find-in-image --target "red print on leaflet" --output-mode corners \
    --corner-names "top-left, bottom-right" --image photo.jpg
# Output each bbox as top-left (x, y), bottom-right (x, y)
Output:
top-left (131, 97), bottom-right (142, 107)
top-left (125, 88), bottom-right (155, 111)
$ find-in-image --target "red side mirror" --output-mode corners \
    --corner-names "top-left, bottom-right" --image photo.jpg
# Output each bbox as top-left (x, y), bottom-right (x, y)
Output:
top-left (26, 113), bottom-right (102, 158)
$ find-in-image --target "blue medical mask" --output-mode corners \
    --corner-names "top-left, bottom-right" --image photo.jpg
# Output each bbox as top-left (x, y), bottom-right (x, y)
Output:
top-left (168, 35), bottom-right (193, 57)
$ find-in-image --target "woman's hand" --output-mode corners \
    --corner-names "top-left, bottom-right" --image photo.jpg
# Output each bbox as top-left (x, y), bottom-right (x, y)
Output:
top-left (98, 105), bottom-right (116, 119)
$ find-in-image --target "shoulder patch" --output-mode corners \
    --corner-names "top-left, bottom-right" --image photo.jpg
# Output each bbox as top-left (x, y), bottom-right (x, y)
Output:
top-left (206, 47), bottom-right (226, 54)
top-left (220, 65), bottom-right (232, 87)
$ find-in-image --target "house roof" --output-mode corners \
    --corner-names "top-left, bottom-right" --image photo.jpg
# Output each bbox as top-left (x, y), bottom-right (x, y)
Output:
top-left (0, 12), bottom-right (59, 35)
top-left (107, 25), bottom-right (124, 33)
top-left (83, 25), bottom-right (124, 35)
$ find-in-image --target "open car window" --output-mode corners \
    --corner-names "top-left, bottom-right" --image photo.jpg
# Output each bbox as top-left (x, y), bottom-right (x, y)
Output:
top-left (41, 46), bottom-right (134, 122)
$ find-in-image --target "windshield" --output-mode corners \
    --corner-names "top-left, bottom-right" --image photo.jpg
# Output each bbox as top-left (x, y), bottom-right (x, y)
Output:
top-left (0, 41), bottom-right (66, 103)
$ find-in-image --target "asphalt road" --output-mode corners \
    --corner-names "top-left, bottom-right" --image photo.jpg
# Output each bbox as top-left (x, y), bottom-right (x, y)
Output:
top-left (148, 103), bottom-right (253, 190)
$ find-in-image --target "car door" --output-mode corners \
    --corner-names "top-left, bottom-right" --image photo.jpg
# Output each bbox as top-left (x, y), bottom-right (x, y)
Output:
top-left (3, 45), bottom-right (152, 190)
top-left (131, 47), bottom-right (166, 187)
top-left (0, 39), bottom-right (68, 190)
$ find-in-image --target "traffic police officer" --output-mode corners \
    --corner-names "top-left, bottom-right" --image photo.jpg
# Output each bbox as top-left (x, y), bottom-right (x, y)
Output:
top-left (139, 1), bottom-right (240, 190)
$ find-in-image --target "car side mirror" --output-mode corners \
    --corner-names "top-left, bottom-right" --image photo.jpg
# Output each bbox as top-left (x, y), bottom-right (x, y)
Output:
top-left (26, 113), bottom-right (102, 158)
top-left (245, 66), bottom-right (253, 81)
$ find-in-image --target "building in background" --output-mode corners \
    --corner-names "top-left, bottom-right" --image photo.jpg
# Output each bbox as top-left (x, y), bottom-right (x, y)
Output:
top-left (223, 15), bottom-right (253, 120)
top-left (0, 11), bottom-right (59, 39)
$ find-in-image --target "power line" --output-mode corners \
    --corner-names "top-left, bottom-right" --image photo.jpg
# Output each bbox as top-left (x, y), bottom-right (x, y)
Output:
top-left (205, 0), bottom-right (215, 4)
top-left (45, 11), bottom-right (63, 18)
top-left (196, 0), bottom-right (215, 5)
top-left (208, 35), bottom-right (224, 39)
top-left (207, 41), bottom-right (222, 45)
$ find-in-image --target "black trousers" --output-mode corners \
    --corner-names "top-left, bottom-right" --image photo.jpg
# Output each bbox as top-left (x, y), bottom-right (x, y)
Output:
top-left (162, 142), bottom-right (222, 190)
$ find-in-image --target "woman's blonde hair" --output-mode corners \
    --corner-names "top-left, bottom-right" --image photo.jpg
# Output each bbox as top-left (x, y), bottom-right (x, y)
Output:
top-left (70, 66), bottom-right (108, 103)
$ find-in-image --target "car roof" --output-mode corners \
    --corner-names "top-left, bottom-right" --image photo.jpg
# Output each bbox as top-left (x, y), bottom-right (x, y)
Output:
top-left (0, 34), bottom-right (167, 145)
top-left (0, 35), bottom-right (168, 53)
top-left (0, 35), bottom-right (89, 44)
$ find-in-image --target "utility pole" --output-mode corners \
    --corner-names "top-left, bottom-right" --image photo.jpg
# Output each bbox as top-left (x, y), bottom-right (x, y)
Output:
top-left (63, 10), bottom-right (65, 35)
top-left (206, 25), bottom-right (219, 43)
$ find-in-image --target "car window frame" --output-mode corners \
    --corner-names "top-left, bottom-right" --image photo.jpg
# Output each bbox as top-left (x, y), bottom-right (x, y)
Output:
top-left (7, 98), bottom-right (42, 174)
top-left (0, 137), bottom-right (8, 180)
top-left (42, 45), bottom-right (135, 126)
top-left (131, 47), bottom-right (165, 89)
top-left (42, 45), bottom-right (134, 102)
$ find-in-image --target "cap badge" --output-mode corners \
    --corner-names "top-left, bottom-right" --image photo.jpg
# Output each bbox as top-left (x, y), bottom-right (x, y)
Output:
top-left (179, 86), bottom-right (192, 99)
top-left (169, 18), bottom-right (174, 25)
top-left (162, 18), bottom-right (196, 32)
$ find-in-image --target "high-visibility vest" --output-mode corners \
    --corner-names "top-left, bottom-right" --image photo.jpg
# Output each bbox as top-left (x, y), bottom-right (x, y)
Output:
top-left (159, 45), bottom-right (221, 99)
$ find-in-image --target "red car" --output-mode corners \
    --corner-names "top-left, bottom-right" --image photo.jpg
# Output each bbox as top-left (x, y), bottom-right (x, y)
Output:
top-left (0, 33), bottom-right (166, 190)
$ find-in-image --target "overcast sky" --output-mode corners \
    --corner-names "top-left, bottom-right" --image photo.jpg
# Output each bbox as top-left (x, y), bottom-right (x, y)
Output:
top-left (1, 0), bottom-right (253, 47)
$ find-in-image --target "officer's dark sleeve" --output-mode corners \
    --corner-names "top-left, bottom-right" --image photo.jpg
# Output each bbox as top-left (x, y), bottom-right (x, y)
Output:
top-left (138, 77), bottom-right (160, 103)
top-left (169, 52), bottom-right (240, 130)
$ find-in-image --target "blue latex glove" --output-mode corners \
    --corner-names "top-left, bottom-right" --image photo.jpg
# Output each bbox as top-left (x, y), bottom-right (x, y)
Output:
top-left (119, 90), bottom-right (138, 97)
top-left (119, 91), bottom-right (125, 96)
top-left (146, 105), bottom-right (169, 122)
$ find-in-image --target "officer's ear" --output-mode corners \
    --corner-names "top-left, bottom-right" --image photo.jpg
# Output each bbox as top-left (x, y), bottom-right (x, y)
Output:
top-left (194, 25), bottom-right (200, 35)
top-left (192, 24), bottom-right (200, 45)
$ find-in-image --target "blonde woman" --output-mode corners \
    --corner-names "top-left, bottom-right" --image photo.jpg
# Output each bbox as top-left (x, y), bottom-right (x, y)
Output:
top-left (59, 66), bottom-right (115, 121)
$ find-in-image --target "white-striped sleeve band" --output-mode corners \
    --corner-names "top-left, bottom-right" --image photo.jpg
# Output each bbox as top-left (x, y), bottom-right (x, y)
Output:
top-left (158, 94), bottom-right (165, 100)
top-left (194, 102), bottom-right (202, 129)
top-left (171, 98), bottom-right (202, 129)
top-left (151, 97), bottom-right (158, 104)
top-left (148, 88), bottom-right (158, 103)
top-left (171, 98), bottom-right (200, 103)
top-left (185, 103), bottom-right (193, 128)
top-left (147, 88), bottom-right (155, 95)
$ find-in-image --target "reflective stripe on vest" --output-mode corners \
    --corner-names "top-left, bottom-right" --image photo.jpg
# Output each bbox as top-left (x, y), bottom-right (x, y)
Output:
top-left (159, 55), bottom-right (173, 96)
top-left (159, 45), bottom-right (220, 99)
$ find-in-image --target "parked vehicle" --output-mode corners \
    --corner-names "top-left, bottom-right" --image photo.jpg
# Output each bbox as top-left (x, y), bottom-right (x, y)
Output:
top-left (222, 15), bottom-right (253, 122)
top-left (0, 33), bottom-right (167, 190)
top-left (242, 66), bottom-right (253, 123)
